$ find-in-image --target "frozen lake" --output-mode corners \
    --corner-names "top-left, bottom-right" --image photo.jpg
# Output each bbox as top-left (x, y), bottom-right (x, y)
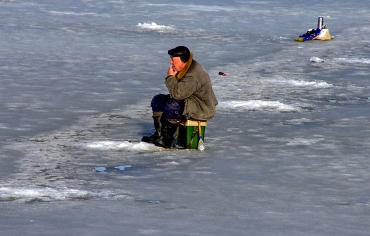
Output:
top-left (1, 0), bottom-right (370, 235)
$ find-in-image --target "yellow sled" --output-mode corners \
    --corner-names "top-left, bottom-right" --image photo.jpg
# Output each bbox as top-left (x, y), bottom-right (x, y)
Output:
top-left (295, 17), bottom-right (333, 42)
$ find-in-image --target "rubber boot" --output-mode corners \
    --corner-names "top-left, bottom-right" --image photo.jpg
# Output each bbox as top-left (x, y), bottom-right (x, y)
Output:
top-left (155, 119), bottom-right (178, 148)
top-left (142, 112), bottom-right (162, 143)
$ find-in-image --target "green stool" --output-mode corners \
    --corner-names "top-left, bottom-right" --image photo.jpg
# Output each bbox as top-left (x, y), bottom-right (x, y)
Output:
top-left (177, 120), bottom-right (207, 149)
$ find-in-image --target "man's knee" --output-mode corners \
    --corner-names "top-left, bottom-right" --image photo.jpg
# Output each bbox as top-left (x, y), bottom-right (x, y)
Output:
top-left (151, 94), bottom-right (170, 112)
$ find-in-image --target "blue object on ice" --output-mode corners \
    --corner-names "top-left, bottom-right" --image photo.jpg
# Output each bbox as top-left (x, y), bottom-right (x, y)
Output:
top-left (296, 28), bottom-right (321, 42)
top-left (114, 165), bottom-right (133, 171)
top-left (95, 166), bottom-right (107, 172)
top-left (295, 17), bottom-right (332, 42)
top-left (95, 165), bottom-right (133, 173)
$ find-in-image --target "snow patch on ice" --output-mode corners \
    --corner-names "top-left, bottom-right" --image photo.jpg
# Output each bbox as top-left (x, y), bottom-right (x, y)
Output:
top-left (47, 10), bottom-right (108, 17)
top-left (0, 187), bottom-right (131, 203)
top-left (310, 57), bottom-right (324, 63)
top-left (285, 118), bottom-right (316, 125)
top-left (157, 161), bottom-right (180, 167)
top-left (218, 100), bottom-right (300, 112)
top-left (145, 3), bottom-right (238, 12)
top-left (137, 22), bottom-right (175, 32)
top-left (85, 141), bottom-right (162, 152)
top-left (335, 57), bottom-right (370, 64)
top-left (266, 78), bottom-right (333, 88)
top-left (286, 137), bottom-right (325, 146)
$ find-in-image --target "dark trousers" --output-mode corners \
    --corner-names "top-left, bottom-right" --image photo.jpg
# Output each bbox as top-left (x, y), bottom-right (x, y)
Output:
top-left (151, 94), bottom-right (184, 121)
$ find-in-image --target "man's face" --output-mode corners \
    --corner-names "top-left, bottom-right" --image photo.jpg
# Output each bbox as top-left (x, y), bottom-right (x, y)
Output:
top-left (170, 56), bottom-right (186, 72)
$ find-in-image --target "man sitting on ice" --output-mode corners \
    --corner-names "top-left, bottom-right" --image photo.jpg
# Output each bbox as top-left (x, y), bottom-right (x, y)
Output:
top-left (142, 46), bottom-right (218, 148)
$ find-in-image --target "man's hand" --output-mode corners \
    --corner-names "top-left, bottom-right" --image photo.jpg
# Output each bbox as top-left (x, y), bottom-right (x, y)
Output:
top-left (167, 66), bottom-right (177, 77)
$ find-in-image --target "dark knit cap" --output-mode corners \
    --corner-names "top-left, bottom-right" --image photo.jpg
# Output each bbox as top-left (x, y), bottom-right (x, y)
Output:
top-left (168, 46), bottom-right (191, 62)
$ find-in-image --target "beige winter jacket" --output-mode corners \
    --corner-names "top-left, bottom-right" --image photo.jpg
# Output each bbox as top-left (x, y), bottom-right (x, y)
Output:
top-left (165, 59), bottom-right (218, 120)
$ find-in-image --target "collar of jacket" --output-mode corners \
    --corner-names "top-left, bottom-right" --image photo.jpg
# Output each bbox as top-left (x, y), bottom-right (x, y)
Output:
top-left (176, 53), bottom-right (193, 80)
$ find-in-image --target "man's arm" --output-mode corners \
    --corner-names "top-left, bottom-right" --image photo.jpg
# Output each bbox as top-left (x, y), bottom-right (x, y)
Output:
top-left (165, 74), bottom-right (198, 100)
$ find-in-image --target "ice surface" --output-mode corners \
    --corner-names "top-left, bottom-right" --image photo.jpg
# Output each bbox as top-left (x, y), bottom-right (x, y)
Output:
top-left (1, 0), bottom-right (370, 235)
